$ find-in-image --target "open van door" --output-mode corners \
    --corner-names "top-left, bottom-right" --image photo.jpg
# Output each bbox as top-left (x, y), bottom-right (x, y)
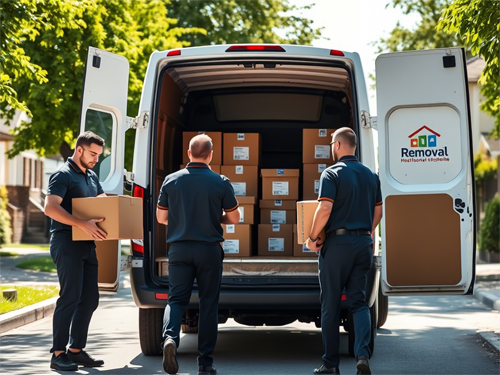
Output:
top-left (376, 48), bottom-right (475, 296)
top-left (79, 47), bottom-right (130, 291)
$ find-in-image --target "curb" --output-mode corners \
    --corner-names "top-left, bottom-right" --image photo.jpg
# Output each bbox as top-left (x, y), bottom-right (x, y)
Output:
top-left (474, 288), bottom-right (500, 311)
top-left (478, 331), bottom-right (500, 354)
top-left (0, 297), bottom-right (58, 334)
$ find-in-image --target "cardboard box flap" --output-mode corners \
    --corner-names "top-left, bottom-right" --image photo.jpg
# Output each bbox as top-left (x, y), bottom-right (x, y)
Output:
top-left (261, 169), bottom-right (300, 177)
top-left (238, 196), bottom-right (257, 205)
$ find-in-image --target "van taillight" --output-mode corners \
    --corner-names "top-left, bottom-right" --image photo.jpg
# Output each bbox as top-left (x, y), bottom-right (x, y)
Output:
top-left (132, 184), bottom-right (145, 256)
top-left (167, 50), bottom-right (181, 56)
top-left (226, 45), bottom-right (286, 52)
top-left (330, 50), bottom-right (345, 56)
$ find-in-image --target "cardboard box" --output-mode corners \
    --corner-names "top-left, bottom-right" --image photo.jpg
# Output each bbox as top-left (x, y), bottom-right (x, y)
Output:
top-left (237, 196), bottom-right (256, 224)
top-left (180, 164), bottom-right (221, 174)
top-left (303, 128), bottom-right (337, 164)
top-left (223, 133), bottom-right (261, 166)
top-left (261, 169), bottom-right (300, 200)
top-left (258, 224), bottom-right (293, 256)
top-left (183, 131), bottom-right (222, 165)
top-left (293, 224), bottom-right (318, 257)
top-left (260, 200), bottom-right (296, 224)
top-left (296, 200), bottom-right (326, 244)
top-left (303, 163), bottom-right (328, 200)
top-left (72, 196), bottom-right (143, 241)
top-left (221, 165), bottom-right (259, 197)
top-left (222, 224), bottom-right (252, 257)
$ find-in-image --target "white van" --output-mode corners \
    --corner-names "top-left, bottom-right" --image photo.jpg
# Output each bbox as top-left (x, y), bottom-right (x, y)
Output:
top-left (78, 44), bottom-right (475, 356)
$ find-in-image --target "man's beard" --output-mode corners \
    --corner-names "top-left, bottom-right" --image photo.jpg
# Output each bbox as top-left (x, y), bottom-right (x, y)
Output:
top-left (79, 155), bottom-right (96, 170)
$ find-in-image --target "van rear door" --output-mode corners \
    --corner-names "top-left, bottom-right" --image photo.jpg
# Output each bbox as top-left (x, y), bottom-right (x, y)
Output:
top-left (376, 48), bottom-right (475, 296)
top-left (79, 47), bottom-right (130, 291)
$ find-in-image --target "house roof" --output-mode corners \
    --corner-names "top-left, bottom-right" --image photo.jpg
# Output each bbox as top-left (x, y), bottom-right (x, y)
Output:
top-left (481, 132), bottom-right (500, 157)
top-left (408, 126), bottom-right (441, 138)
top-left (467, 56), bottom-right (486, 82)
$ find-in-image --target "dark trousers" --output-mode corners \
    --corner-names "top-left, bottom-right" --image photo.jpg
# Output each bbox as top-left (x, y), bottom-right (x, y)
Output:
top-left (49, 233), bottom-right (99, 353)
top-left (163, 242), bottom-right (224, 366)
top-left (318, 235), bottom-right (373, 368)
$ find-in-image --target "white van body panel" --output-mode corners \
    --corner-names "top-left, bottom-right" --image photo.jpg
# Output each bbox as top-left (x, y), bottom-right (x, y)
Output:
top-left (376, 48), bottom-right (475, 295)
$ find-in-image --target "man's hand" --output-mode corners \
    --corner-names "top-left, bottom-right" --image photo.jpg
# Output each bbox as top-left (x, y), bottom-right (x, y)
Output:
top-left (78, 218), bottom-right (107, 240)
top-left (305, 237), bottom-right (324, 252)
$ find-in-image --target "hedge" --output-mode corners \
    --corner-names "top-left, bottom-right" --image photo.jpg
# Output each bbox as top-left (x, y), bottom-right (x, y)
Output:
top-left (479, 194), bottom-right (500, 253)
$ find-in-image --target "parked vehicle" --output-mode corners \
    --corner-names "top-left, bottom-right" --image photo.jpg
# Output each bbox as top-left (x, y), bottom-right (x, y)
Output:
top-left (78, 45), bottom-right (476, 356)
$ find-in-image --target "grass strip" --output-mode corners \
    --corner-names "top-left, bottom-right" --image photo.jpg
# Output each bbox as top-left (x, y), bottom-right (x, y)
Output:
top-left (0, 251), bottom-right (17, 257)
top-left (3, 243), bottom-right (49, 250)
top-left (16, 256), bottom-right (56, 273)
top-left (0, 285), bottom-right (59, 314)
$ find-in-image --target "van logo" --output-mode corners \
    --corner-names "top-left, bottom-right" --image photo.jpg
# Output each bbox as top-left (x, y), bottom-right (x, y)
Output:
top-left (401, 125), bottom-right (449, 163)
top-left (408, 126), bottom-right (440, 148)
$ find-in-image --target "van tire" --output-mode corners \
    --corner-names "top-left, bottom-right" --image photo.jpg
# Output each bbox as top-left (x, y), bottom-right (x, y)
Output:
top-left (377, 285), bottom-right (389, 328)
top-left (139, 308), bottom-right (163, 356)
top-left (181, 324), bottom-right (199, 333)
top-left (347, 303), bottom-right (377, 357)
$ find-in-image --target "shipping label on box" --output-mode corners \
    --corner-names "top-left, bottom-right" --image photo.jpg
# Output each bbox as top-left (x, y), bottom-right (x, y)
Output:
top-left (182, 131), bottom-right (222, 165)
top-left (72, 196), bottom-right (143, 241)
top-left (223, 240), bottom-right (240, 254)
top-left (232, 182), bottom-right (246, 196)
top-left (239, 207), bottom-right (245, 223)
top-left (268, 238), bottom-right (285, 251)
top-left (237, 196), bottom-right (256, 224)
top-left (223, 133), bottom-right (261, 166)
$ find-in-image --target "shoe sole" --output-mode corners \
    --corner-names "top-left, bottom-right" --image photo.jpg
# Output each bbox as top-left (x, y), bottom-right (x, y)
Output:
top-left (50, 363), bottom-right (78, 371)
top-left (72, 361), bottom-right (104, 367)
top-left (356, 362), bottom-right (371, 374)
top-left (163, 341), bottom-right (179, 374)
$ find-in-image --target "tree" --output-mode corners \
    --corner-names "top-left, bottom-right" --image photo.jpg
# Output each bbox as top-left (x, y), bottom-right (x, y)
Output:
top-left (373, 0), bottom-right (461, 53)
top-left (165, 0), bottom-right (322, 46)
top-left (4, 0), bottom-right (201, 160)
top-left (438, 0), bottom-right (500, 138)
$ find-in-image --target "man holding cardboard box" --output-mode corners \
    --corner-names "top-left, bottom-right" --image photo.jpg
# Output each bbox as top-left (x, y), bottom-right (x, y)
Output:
top-left (157, 134), bottom-right (240, 375)
top-left (306, 128), bottom-right (383, 375)
top-left (44, 131), bottom-right (107, 371)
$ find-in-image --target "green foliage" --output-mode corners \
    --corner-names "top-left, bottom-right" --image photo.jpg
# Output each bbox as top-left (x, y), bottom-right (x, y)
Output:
top-left (438, 0), bottom-right (500, 138)
top-left (373, 0), bottom-right (460, 53)
top-left (166, 0), bottom-right (322, 46)
top-left (16, 256), bottom-right (56, 272)
top-left (479, 195), bottom-right (500, 253)
top-left (0, 285), bottom-right (59, 314)
top-left (0, 186), bottom-right (12, 247)
top-left (474, 152), bottom-right (498, 188)
top-left (3, 0), bottom-right (202, 160)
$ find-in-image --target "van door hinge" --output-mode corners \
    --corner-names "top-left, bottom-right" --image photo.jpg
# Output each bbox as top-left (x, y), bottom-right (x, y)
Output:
top-left (125, 171), bottom-right (134, 184)
top-left (360, 111), bottom-right (377, 130)
top-left (127, 110), bottom-right (149, 129)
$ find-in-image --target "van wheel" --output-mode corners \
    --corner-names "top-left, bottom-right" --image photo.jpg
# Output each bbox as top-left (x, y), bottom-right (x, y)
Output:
top-left (377, 286), bottom-right (389, 328)
top-left (181, 324), bottom-right (199, 333)
top-left (139, 308), bottom-right (163, 356)
top-left (347, 303), bottom-right (377, 357)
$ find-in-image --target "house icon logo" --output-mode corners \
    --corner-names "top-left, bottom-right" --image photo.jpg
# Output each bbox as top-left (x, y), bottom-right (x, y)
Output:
top-left (408, 126), bottom-right (440, 148)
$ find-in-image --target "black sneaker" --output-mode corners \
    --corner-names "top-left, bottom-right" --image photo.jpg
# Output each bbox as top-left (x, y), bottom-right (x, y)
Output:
top-left (314, 364), bottom-right (340, 374)
top-left (198, 364), bottom-right (217, 374)
top-left (162, 338), bottom-right (178, 374)
top-left (50, 353), bottom-right (78, 371)
top-left (67, 349), bottom-right (104, 367)
top-left (356, 356), bottom-right (371, 375)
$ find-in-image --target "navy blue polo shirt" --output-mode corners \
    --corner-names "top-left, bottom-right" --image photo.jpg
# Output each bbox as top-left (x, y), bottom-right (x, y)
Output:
top-left (318, 155), bottom-right (382, 235)
top-left (46, 157), bottom-right (104, 234)
top-left (157, 162), bottom-right (239, 243)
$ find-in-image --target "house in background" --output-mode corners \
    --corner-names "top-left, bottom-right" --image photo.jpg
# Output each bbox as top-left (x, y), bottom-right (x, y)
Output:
top-left (0, 111), bottom-right (64, 243)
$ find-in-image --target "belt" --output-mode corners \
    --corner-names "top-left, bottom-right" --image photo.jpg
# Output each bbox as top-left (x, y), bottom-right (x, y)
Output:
top-left (328, 229), bottom-right (371, 237)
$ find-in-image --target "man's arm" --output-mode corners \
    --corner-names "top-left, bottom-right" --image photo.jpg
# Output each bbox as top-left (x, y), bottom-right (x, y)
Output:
top-left (156, 207), bottom-right (168, 225)
top-left (221, 208), bottom-right (240, 224)
top-left (372, 205), bottom-right (383, 234)
top-left (44, 195), bottom-right (107, 240)
top-left (305, 200), bottom-right (332, 251)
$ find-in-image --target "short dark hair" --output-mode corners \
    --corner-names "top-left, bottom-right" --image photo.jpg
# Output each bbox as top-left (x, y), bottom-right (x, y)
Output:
top-left (332, 127), bottom-right (356, 148)
top-left (189, 134), bottom-right (213, 159)
top-left (75, 131), bottom-right (105, 149)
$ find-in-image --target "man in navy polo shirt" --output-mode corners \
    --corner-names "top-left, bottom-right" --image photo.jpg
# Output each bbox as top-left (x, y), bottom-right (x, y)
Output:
top-left (44, 131), bottom-right (107, 371)
top-left (306, 127), bottom-right (383, 375)
top-left (157, 134), bottom-right (240, 375)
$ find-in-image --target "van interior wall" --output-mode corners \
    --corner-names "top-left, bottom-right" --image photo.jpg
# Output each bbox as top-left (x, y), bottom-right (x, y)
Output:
top-left (154, 69), bottom-right (353, 260)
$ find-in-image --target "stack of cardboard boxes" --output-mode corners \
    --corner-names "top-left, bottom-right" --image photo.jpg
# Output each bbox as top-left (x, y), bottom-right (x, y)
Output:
top-left (180, 128), bottom-right (335, 258)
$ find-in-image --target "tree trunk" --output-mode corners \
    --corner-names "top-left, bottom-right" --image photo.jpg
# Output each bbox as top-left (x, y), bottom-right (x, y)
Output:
top-left (3, 289), bottom-right (18, 301)
top-left (59, 141), bottom-right (73, 161)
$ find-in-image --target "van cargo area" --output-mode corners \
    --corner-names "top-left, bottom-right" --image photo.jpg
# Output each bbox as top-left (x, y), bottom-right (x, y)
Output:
top-left (152, 59), bottom-right (359, 279)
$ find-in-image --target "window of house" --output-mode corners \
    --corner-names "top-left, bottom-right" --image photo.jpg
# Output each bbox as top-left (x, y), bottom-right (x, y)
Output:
top-left (84, 109), bottom-right (114, 182)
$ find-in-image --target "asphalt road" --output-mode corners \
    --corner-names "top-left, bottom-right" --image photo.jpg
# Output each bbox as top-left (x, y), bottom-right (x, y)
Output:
top-left (0, 274), bottom-right (498, 375)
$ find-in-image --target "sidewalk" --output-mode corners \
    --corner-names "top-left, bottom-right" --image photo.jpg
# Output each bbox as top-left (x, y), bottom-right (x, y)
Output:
top-left (1, 246), bottom-right (499, 352)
